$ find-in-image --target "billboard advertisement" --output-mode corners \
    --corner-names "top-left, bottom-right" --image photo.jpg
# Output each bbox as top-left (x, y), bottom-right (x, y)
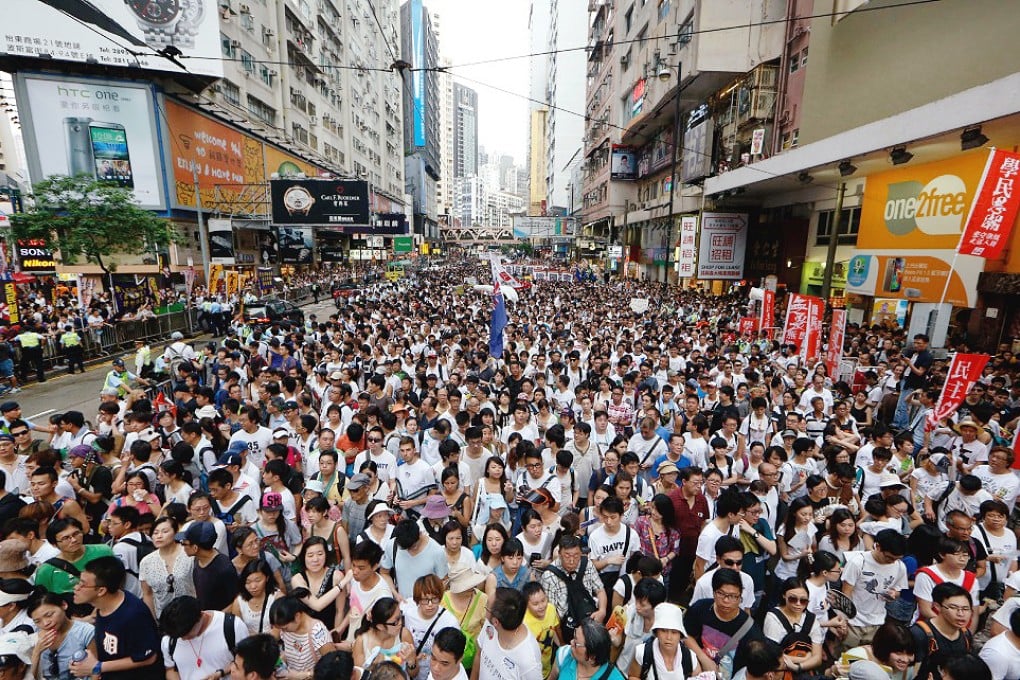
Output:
top-left (410, 0), bottom-right (426, 147)
top-left (270, 178), bottom-right (371, 226)
top-left (610, 146), bottom-right (637, 181)
top-left (16, 74), bottom-right (166, 210)
top-left (161, 99), bottom-right (262, 209)
top-left (207, 219), bottom-right (235, 265)
top-left (277, 227), bottom-right (314, 264)
top-left (697, 212), bottom-right (748, 280)
top-left (845, 252), bottom-right (983, 307)
top-left (857, 151), bottom-right (1019, 254)
top-left (317, 238), bottom-right (346, 263)
top-left (682, 103), bottom-right (714, 183)
top-left (4, 0), bottom-right (223, 77)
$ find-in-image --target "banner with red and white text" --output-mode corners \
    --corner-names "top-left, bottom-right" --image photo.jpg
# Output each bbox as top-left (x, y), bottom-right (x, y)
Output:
top-left (760, 288), bottom-right (775, 334)
top-left (930, 353), bottom-right (990, 425)
top-left (958, 148), bottom-right (1020, 259)
top-left (825, 309), bottom-right (847, 380)
top-left (802, 296), bottom-right (824, 361)
top-left (738, 317), bottom-right (758, 336)
top-left (784, 294), bottom-right (824, 360)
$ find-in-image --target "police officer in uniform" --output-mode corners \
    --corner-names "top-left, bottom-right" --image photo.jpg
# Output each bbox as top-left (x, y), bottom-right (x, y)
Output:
top-left (59, 325), bottom-right (85, 374)
top-left (14, 322), bottom-right (45, 384)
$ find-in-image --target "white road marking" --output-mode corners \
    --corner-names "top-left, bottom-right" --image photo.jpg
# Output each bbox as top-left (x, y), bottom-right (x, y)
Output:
top-left (26, 408), bottom-right (55, 420)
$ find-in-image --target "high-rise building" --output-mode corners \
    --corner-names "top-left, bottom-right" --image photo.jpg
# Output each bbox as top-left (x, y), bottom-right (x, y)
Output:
top-left (436, 56), bottom-right (455, 221)
top-left (401, 0), bottom-right (442, 242)
top-left (542, 0), bottom-right (586, 215)
top-left (453, 83), bottom-right (479, 179)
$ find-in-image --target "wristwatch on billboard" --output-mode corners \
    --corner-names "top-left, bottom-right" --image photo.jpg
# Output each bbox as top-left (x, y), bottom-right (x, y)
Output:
top-left (125, 0), bottom-right (205, 49)
top-left (282, 185), bottom-right (315, 216)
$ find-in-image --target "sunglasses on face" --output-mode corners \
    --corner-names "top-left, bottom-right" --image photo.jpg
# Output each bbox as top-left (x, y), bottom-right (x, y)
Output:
top-left (786, 595), bottom-right (809, 605)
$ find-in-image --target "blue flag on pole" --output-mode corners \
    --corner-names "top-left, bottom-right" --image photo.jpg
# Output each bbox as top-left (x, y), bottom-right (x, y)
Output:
top-left (488, 258), bottom-right (507, 359)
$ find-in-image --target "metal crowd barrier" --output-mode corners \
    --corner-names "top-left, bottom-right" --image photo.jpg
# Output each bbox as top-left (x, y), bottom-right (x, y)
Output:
top-left (13, 282), bottom-right (319, 380)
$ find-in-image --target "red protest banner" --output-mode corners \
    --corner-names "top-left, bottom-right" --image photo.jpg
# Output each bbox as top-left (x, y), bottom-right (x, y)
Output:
top-left (782, 293), bottom-right (811, 352)
top-left (760, 288), bottom-right (775, 335)
top-left (930, 353), bottom-right (990, 424)
top-left (801, 296), bottom-right (824, 362)
top-left (825, 309), bottom-right (847, 380)
top-left (738, 317), bottom-right (758, 336)
top-left (959, 149), bottom-right (1020, 259)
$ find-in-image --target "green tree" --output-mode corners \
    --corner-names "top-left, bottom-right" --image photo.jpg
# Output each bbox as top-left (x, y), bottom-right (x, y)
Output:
top-left (10, 175), bottom-right (175, 277)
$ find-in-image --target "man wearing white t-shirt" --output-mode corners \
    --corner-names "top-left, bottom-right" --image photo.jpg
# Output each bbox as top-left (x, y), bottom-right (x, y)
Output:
top-left (354, 428), bottom-right (399, 483)
top-left (160, 596), bottom-right (249, 680)
top-left (228, 407), bottom-right (273, 469)
top-left (394, 437), bottom-right (437, 520)
top-left (473, 587), bottom-right (542, 680)
top-left (690, 535), bottom-right (756, 611)
top-left (694, 492), bottom-right (744, 580)
top-left (972, 448), bottom-right (1020, 513)
top-left (588, 496), bottom-right (639, 593)
top-left (841, 529), bottom-right (908, 649)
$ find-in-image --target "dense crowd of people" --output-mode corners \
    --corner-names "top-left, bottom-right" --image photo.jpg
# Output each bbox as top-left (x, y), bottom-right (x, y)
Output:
top-left (0, 260), bottom-right (1014, 680)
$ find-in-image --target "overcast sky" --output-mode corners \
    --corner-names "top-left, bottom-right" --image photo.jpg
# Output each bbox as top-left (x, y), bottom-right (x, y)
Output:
top-left (424, 0), bottom-right (531, 163)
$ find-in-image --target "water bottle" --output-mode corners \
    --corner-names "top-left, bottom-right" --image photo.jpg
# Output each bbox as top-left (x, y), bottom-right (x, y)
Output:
top-left (70, 650), bottom-right (89, 678)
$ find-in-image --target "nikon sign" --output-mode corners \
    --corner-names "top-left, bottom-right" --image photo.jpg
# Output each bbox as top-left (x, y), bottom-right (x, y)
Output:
top-left (16, 239), bottom-right (56, 273)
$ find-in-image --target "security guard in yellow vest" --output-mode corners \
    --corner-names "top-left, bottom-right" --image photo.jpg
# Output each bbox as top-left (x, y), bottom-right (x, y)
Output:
top-left (14, 323), bottom-right (46, 384)
top-left (59, 325), bottom-right (85, 374)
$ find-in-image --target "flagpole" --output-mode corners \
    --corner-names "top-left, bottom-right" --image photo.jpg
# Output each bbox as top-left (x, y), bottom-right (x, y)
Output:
top-left (934, 148), bottom-right (995, 345)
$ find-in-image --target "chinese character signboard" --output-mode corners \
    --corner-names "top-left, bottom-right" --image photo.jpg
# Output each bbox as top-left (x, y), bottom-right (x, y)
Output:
top-left (738, 317), bottom-right (758, 336)
top-left (697, 213), bottom-right (747, 280)
top-left (930, 353), bottom-right (990, 425)
top-left (825, 309), bottom-right (847, 380)
top-left (958, 149), bottom-right (1020, 259)
top-left (676, 216), bottom-right (698, 277)
top-left (802, 296), bottom-right (824, 361)
top-left (760, 288), bottom-right (776, 334)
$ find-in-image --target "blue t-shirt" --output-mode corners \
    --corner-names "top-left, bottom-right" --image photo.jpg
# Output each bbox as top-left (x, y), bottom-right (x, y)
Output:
top-left (554, 645), bottom-right (626, 680)
top-left (381, 538), bottom-right (449, 599)
top-left (95, 591), bottom-right (163, 680)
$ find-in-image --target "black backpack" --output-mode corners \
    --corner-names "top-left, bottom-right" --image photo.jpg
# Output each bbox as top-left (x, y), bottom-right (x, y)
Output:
top-left (120, 535), bottom-right (157, 577)
top-left (168, 613), bottom-right (239, 659)
top-left (770, 608), bottom-right (815, 680)
top-left (640, 639), bottom-right (693, 679)
top-left (544, 557), bottom-right (597, 640)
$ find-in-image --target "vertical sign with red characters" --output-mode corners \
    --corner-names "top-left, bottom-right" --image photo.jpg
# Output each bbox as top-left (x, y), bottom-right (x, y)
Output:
top-left (738, 317), bottom-right (758, 336)
top-left (930, 353), bottom-right (990, 425)
top-left (825, 309), bottom-right (847, 380)
top-left (958, 149), bottom-right (1020, 259)
top-left (801, 296), bottom-right (825, 362)
top-left (782, 294), bottom-right (811, 354)
top-left (760, 288), bottom-right (775, 336)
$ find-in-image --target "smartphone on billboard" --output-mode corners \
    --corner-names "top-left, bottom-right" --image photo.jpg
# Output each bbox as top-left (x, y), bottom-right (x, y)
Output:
top-left (88, 122), bottom-right (134, 188)
top-left (883, 257), bottom-right (905, 293)
top-left (64, 117), bottom-right (94, 177)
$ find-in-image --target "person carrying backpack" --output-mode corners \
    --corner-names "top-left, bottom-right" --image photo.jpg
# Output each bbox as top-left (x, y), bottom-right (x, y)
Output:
top-left (909, 582), bottom-right (975, 680)
top-left (159, 595), bottom-right (248, 680)
top-left (107, 506), bottom-right (155, 599)
top-left (627, 603), bottom-right (698, 679)
top-left (762, 579), bottom-right (823, 680)
top-left (540, 535), bottom-right (606, 642)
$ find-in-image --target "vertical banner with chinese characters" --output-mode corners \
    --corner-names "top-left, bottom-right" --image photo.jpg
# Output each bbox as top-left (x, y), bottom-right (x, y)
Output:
top-left (697, 213), bottom-right (747, 279)
top-left (676, 216), bottom-right (698, 277)
top-left (958, 149), bottom-right (1020, 259)
top-left (760, 288), bottom-right (776, 338)
top-left (929, 353), bottom-right (990, 425)
top-left (801, 296), bottom-right (825, 362)
top-left (825, 309), bottom-right (847, 380)
top-left (1, 283), bottom-right (18, 326)
top-left (738, 317), bottom-right (758, 336)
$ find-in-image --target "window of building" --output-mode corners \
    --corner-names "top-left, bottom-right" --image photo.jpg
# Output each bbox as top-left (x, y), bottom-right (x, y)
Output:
top-left (791, 129), bottom-right (799, 147)
top-left (221, 33), bottom-right (236, 59)
top-left (801, 47), bottom-right (809, 67)
top-left (789, 51), bottom-right (799, 73)
top-left (658, 0), bottom-right (670, 22)
top-left (816, 207), bottom-right (861, 246)
top-left (781, 132), bottom-right (791, 150)
top-left (221, 81), bottom-right (241, 107)
top-left (247, 95), bottom-right (276, 126)
top-left (239, 50), bottom-right (255, 73)
top-left (625, 6), bottom-right (633, 33)
top-left (241, 12), bottom-right (255, 31)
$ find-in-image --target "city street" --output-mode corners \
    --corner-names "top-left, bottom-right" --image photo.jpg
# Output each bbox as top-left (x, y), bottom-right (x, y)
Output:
top-left (13, 296), bottom-right (338, 424)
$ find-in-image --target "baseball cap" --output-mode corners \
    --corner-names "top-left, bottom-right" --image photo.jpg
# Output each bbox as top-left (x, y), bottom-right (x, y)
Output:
top-left (329, 371), bottom-right (344, 381)
top-left (347, 473), bottom-right (371, 491)
top-left (781, 429), bottom-right (798, 439)
top-left (215, 452), bottom-right (243, 467)
top-left (282, 400), bottom-right (300, 411)
top-left (227, 440), bottom-right (248, 455)
top-left (261, 492), bottom-right (284, 510)
top-left (175, 521), bottom-right (217, 549)
top-left (272, 427), bottom-right (291, 439)
top-left (0, 403), bottom-right (18, 414)
top-left (171, 331), bottom-right (184, 341)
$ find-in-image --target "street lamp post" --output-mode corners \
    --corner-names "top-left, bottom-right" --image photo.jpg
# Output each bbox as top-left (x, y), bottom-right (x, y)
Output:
top-left (658, 60), bottom-right (684, 283)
